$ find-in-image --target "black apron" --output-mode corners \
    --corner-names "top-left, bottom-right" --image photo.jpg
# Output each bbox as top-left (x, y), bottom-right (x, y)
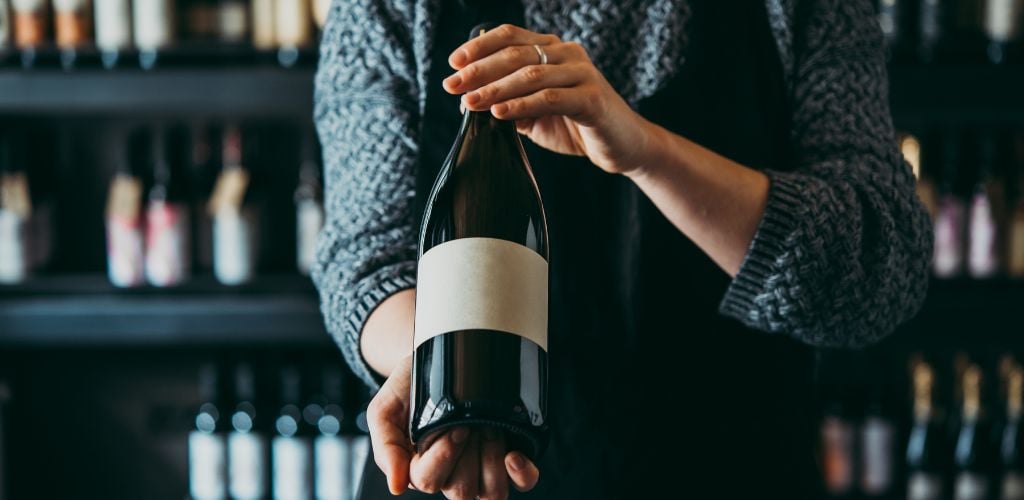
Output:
top-left (365, 1), bottom-right (824, 498)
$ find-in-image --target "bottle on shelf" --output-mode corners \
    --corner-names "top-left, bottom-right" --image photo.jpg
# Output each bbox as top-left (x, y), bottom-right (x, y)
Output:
top-left (934, 132), bottom-right (966, 278)
top-left (11, 0), bottom-right (48, 67)
top-left (106, 132), bottom-right (145, 288)
top-left (295, 132), bottom-right (323, 276)
top-left (208, 123), bottom-right (260, 284)
top-left (227, 363), bottom-right (269, 500)
top-left (1009, 134), bottom-right (1024, 278)
top-left (410, 23), bottom-right (551, 462)
top-left (954, 363), bottom-right (994, 500)
top-left (273, 366), bottom-right (314, 500)
top-left (1001, 363), bottom-right (1024, 500)
top-left (967, 134), bottom-right (1002, 279)
top-left (919, 0), bottom-right (945, 62)
top-left (190, 362), bottom-right (228, 500)
top-left (907, 359), bottom-right (947, 500)
top-left (52, 0), bottom-right (91, 68)
top-left (209, 124), bottom-right (257, 286)
top-left (0, 135), bottom-right (31, 285)
top-left (93, 0), bottom-right (131, 68)
top-left (860, 394), bottom-right (896, 497)
top-left (184, 0), bottom-right (216, 43)
top-left (144, 126), bottom-right (191, 288)
top-left (249, 0), bottom-right (273, 50)
top-left (215, 0), bottom-right (246, 43)
top-left (132, 0), bottom-right (173, 69)
top-left (820, 400), bottom-right (856, 497)
top-left (273, 0), bottom-right (310, 66)
top-left (314, 366), bottom-right (351, 500)
top-left (877, 0), bottom-right (901, 53)
top-left (904, 133), bottom-right (937, 219)
top-left (982, 0), bottom-right (1023, 63)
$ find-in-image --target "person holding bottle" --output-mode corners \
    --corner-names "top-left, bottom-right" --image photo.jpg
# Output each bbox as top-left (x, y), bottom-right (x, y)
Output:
top-left (312, 0), bottom-right (933, 498)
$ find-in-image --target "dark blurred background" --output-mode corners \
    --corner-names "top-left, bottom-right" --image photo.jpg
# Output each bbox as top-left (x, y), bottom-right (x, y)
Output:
top-left (0, 0), bottom-right (1023, 498)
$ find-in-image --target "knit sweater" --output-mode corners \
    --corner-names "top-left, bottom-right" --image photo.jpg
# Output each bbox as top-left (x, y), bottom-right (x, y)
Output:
top-left (312, 0), bottom-right (933, 388)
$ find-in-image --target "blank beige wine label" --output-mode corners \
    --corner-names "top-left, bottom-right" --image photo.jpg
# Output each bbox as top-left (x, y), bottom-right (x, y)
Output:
top-left (414, 237), bottom-right (548, 351)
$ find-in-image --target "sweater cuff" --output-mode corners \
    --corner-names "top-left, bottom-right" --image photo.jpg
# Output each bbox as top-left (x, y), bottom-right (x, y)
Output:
top-left (340, 264), bottom-right (417, 390)
top-left (718, 171), bottom-right (805, 330)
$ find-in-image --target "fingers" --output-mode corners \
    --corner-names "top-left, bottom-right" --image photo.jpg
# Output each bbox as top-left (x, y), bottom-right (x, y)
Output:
top-left (450, 24), bottom-right (560, 69)
top-left (442, 432), bottom-right (481, 500)
top-left (492, 85), bottom-right (606, 126)
top-left (367, 360), bottom-right (413, 495)
top-left (409, 427), bottom-right (471, 494)
top-left (479, 429), bottom-right (510, 500)
top-left (505, 452), bottom-right (540, 492)
top-left (444, 42), bottom-right (582, 96)
top-left (460, 62), bottom-right (592, 113)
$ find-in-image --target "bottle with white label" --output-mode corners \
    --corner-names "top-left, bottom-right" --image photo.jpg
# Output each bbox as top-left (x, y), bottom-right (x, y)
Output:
top-left (228, 363), bottom-right (269, 500)
top-left (860, 397), bottom-right (895, 498)
top-left (216, 0), bottom-right (246, 43)
top-left (983, 0), bottom-right (1022, 63)
top-left (410, 23), bottom-right (550, 462)
top-left (907, 360), bottom-right (948, 500)
top-left (272, 0), bottom-right (309, 66)
top-left (0, 137), bottom-right (30, 285)
top-left (314, 367), bottom-right (350, 500)
top-left (1002, 364), bottom-right (1024, 500)
top-left (93, 0), bottom-right (131, 68)
top-left (954, 364), bottom-right (994, 500)
top-left (295, 134), bottom-right (323, 276)
top-left (144, 127), bottom-right (191, 287)
top-left (132, 0), bottom-right (173, 69)
top-left (273, 366), bottom-right (313, 500)
top-left (934, 133), bottom-right (966, 278)
top-left (106, 133), bottom-right (145, 288)
top-left (190, 363), bottom-right (228, 500)
top-left (209, 125), bottom-right (257, 286)
top-left (967, 134), bottom-right (1001, 279)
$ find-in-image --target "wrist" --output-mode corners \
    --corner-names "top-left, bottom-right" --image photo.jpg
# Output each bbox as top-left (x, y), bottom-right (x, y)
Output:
top-left (621, 118), bottom-right (666, 180)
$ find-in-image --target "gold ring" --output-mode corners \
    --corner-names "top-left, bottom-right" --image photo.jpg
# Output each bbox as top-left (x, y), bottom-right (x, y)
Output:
top-left (533, 44), bottom-right (548, 65)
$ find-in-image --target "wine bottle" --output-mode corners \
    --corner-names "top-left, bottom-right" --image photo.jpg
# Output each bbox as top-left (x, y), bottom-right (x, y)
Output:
top-left (93, 0), bottom-right (131, 68)
top-left (967, 134), bottom-right (1001, 279)
top-left (1010, 135), bottom-right (1024, 278)
top-left (861, 397), bottom-right (896, 497)
top-left (11, 0), bottom-right (47, 67)
top-left (52, 0), bottom-right (91, 69)
top-left (954, 364), bottom-right (994, 500)
top-left (144, 127), bottom-right (191, 287)
top-left (919, 0), bottom-right (945, 62)
top-left (983, 0), bottom-right (1023, 63)
top-left (1002, 364), bottom-right (1024, 500)
top-left (295, 133), bottom-right (323, 276)
top-left (272, 366), bottom-right (313, 500)
top-left (877, 0), bottom-right (901, 51)
top-left (209, 124), bottom-right (256, 286)
top-left (106, 132), bottom-right (145, 288)
top-left (272, 0), bottom-right (310, 66)
top-left (821, 401), bottom-right (856, 497)
top-left (0, 135), bottom-right (30, 285)
top-left (314, 366), bottom-right (351, 500)
top-left (190, 363), bottom-right (228, 500)
top-left (904, 133), bottom-right (937, 219)
top-left (410, 23), bottom-right (550, 460)
top-left (132, 0), bottom-right (173, 69)
top-left (907, 360), bottom-right (947, 500)
top-left (228, 363), bottom-right (269, 500)
top-left (934, 132), bottom-right (966, 278)
top-left (215, 0), bottom-right (246, 43)
top-left (249, 0), bottom-right (273, 50)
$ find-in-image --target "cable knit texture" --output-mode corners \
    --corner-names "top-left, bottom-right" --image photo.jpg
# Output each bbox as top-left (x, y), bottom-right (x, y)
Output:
top-left (313, 0), bottom-right (933, 388)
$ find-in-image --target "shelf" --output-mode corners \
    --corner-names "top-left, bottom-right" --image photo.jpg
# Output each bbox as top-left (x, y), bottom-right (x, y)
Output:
top-left (889, 64), bottom-right (1024, 124)
top-left (0, 274), bottom-right (332, 347)
top-left (0, 67), bottom-right (315, 116)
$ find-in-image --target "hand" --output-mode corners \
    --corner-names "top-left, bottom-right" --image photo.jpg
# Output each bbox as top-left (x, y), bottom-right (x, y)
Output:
top-left (444, 24), bottom-right (654, 175)
top-left (367, 355), bottom-right (541, 499)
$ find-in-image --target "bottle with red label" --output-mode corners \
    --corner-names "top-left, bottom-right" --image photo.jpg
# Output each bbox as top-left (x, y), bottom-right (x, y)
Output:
top-left (144, 126), bottom-right (191, 288)
top-left (106, 131), bottom-right (145, 288)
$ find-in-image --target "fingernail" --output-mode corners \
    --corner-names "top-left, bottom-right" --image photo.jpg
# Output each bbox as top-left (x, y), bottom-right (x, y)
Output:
top-left (449, 50), bottom-right (467, 67)
top-left (451, 427), bottom-right (469, 444)
top-left (492, 103), bottom-right (509, 116)
top-left (445, 74), bottom-right (462, 89)
top-left (509, 454), bottom-right (525, 471)
top-left (465, 91), bottom-right (480, 105)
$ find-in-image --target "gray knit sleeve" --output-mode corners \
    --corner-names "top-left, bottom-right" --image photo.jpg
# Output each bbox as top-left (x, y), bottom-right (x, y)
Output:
top-left (312, 0), bottom-right (421, 388)
top-left (718, 0), bottom-right (933, 347)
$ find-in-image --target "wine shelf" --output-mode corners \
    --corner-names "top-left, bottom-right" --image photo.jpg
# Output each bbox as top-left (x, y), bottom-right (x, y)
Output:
top-left (0, 67), bottom-right (315, 116)
top-left (0, 274), bottom-right (331, 347)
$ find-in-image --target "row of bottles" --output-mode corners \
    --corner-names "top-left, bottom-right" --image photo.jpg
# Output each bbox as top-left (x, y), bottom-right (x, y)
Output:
top-left (903, 131), bottom-right (1024, 279)
top-left (0, 0), bottom-right (329, 69)
top-left (820, 354), bottom-right (1024, 500)
top-left (876, 0), bottom-right (1024, 64)
top-left (0, 124), bottom-right (324, 287)
top-left (189, 362), bottom-right (371, 500)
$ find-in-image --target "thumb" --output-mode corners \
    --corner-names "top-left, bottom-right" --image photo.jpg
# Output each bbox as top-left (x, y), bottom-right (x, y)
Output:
top-left (505, 452), bottom-right (540, 492)
top-left (369, 357), bottom-right (414, 495)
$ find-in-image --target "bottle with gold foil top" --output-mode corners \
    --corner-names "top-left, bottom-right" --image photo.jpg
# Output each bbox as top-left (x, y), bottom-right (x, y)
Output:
top-left (907, 359), bottom-right (947, 500)
top-left (52, 0), bottom-right (91, 68)
top-left (954, 364), bottom-right (994, 500)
